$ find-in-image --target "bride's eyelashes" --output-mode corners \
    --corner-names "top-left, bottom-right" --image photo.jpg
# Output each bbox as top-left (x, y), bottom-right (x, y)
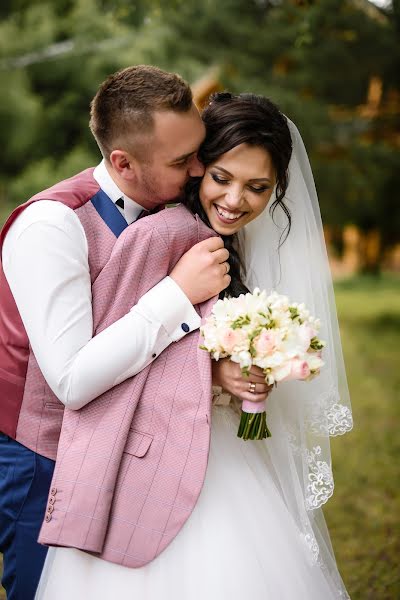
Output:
top-left (248, 184), bottom-right (271, 194)
top-left (210, 172), bottom-right (270, 194)
top-left (210, 173), bottom-right (229, 185)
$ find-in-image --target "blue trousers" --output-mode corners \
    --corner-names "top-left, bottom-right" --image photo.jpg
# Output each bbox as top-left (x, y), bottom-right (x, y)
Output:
top-left (0, 433), bottom-right (55, 600)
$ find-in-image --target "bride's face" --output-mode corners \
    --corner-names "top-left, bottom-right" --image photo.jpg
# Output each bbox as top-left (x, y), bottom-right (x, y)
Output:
top-left (199, 143), bottom-right (276, 236)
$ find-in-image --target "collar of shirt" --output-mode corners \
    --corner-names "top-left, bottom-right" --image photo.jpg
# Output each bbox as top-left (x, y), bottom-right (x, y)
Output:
top-left (93, 159), bottom-right (145, 225)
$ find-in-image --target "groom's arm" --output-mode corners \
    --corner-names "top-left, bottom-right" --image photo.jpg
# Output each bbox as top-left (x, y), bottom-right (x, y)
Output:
top-left (2, 201), bottom-right (226, 410)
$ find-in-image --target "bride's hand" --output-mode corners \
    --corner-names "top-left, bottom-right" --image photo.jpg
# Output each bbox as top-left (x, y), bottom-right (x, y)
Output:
top-left (212, 359), bottom-right (272, 403)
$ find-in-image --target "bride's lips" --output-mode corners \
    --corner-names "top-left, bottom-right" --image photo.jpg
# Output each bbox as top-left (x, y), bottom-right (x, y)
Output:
top-left (213, 204), bottom-right (245, 225)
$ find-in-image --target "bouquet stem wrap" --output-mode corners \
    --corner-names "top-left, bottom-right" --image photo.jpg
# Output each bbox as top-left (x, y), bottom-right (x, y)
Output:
top-left (237, 400), bottom-right (271, 440)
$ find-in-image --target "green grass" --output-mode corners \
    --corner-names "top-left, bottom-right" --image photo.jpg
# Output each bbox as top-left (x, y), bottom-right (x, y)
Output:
top-left (324, 274), bottom-right (400, 599)
top-left (1, 275), bottom-right (399, 599)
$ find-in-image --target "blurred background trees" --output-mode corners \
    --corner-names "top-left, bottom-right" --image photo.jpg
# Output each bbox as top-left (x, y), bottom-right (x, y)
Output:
top-left (0, 0), bottom-right (399, 273)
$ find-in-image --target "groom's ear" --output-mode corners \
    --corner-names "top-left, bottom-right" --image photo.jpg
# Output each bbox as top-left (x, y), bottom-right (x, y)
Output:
top-left (109, 150), bottom-right (139, 183)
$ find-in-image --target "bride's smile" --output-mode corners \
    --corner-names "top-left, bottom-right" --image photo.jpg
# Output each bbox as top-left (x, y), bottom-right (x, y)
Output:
top-left (199, 142), bottom-right (276, 235)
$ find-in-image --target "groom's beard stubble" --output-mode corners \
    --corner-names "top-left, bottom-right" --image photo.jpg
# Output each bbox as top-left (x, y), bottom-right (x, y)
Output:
top-left (140, 164), bottom-right (185, 209)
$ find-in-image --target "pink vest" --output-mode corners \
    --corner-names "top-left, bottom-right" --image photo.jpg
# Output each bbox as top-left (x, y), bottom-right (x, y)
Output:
top-left (0, 168), bottom-right (124, 459)
top-left (38, 205), bottom-right (216, 568)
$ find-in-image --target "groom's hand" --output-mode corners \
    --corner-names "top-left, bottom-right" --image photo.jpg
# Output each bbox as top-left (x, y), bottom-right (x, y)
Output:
top-left (170, 237), bottom-right (230, 305)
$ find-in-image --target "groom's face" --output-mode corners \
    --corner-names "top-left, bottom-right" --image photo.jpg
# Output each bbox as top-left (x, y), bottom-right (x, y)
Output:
top-left (134, 104), bottom-right (206, 209)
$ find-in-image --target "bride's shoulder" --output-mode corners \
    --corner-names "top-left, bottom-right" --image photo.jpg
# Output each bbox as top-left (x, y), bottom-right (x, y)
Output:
top-left (119, 203), bottom-right (213, 250)
top-left (158, 204), bottom-right (196, 225)
top-left (151, 204), bottom-right (200, 238)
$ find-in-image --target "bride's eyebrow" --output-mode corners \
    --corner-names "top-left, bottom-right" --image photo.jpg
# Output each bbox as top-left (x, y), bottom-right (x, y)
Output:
top-left (248, 177), bottom-right (272, 184)
top-left (212, 165), bottom-right (232, 176)
top-left (213, 165), bottom-right (272, 184)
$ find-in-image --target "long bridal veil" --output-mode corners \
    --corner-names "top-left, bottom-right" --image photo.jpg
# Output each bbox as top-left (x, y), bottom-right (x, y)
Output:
top-left (239, 119), bottom-right (353, 597)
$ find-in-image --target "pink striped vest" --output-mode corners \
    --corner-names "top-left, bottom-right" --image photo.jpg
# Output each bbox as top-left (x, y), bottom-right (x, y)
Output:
top-left (0, 168), bottom-right (127, 459)
top-left (38, 205), bottom-right (216, 567)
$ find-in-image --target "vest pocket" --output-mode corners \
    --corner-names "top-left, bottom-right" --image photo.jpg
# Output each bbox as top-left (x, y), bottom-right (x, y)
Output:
top-left (44, 402), bottom-right (64, 410)
top-left (124, 429), bottom-right (153, 458)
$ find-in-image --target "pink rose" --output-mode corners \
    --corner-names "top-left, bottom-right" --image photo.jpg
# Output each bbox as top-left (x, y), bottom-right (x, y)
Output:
top-left (254, 330), bottom-right (279, 355)
top-left (275, 359), bottom-right (311, 382)
top-left (289, 359), bottom-right (311, 380)
top-left (220, 328), bottom-right (243, 354)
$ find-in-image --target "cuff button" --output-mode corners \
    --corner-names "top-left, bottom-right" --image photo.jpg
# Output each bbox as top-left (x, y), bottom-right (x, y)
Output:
top-left (181, 323), bottom-right (190, 333)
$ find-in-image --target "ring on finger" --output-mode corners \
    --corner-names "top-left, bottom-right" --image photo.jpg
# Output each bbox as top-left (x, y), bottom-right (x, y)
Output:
top-left (249, 382), bottom-right (256, 394)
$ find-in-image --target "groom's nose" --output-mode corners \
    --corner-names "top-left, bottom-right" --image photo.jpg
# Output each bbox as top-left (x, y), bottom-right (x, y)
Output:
top-left (188, 155), bottom-right (205, 177)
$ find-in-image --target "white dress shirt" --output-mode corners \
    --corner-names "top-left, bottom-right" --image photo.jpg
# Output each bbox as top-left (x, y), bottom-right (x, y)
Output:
top-left (2, 161), bottom-right (200, 410)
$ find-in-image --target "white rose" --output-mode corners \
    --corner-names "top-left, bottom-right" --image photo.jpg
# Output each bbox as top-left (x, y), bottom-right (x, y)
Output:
top-left (306, 355), bottom-right (325, 371)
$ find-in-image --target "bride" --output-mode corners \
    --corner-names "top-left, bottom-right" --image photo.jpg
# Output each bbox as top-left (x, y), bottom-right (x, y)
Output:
top-left (36, 92), bottom-right (353, 599)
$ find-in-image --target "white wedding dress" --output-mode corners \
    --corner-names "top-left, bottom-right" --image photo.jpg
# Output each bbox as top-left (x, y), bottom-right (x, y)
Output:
top-left (36, 400), bottom-right (349, 600)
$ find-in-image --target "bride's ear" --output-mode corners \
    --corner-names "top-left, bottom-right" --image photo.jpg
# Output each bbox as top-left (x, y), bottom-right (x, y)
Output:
top-left (109, 150), bottom-right (139, 183)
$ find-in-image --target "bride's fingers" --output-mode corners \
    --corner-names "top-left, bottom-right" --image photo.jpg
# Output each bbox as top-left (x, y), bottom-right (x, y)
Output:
top-left (246, 382), bottom-right (269, 394)
top-left (247, 366), bottom-right (268, 381)
top-left (237, 381), bottom-right (272, 402)
top-left (244, 374), bottom-right (267, 386)
top-left (239, 390), bottom-right (269, 403)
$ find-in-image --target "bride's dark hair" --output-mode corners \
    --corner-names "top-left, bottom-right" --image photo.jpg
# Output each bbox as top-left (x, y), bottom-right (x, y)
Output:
top-left (184, 92), bottom-right (292, 298)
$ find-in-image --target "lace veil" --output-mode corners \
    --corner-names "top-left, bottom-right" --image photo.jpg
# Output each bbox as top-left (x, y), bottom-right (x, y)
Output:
top-left (238, 119), bottom-right (353, 595)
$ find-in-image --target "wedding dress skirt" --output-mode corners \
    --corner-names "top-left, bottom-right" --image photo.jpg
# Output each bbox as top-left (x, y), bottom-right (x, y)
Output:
top-left (36, 405), bottom-right (348, 599)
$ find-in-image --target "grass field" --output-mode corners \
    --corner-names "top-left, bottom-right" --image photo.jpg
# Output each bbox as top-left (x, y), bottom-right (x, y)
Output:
top-left (1, 275), bottom-right (399, 599)
top-left (324, 275), bottom-right (400, 599)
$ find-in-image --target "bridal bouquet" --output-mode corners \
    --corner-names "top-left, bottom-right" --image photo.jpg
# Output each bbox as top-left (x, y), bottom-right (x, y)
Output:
top-left (200, 289), bottom-right (325, 440)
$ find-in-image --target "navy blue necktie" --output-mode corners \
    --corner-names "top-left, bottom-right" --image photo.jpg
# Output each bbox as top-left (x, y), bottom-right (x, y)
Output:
top-left (117, 198), bottom-right (149, 222)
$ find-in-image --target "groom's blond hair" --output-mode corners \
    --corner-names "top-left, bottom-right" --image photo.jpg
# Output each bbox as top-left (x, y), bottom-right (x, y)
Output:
top-left (90, 65), bottom-right (193, 161)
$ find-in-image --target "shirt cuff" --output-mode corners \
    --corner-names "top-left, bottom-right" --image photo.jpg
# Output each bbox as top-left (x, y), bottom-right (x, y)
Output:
top-left (134, 276), bottom-right (201, 342)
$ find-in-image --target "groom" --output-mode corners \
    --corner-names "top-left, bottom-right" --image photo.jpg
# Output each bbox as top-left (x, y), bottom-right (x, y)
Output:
top-left (0, 65), bottom-right (232, 599)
